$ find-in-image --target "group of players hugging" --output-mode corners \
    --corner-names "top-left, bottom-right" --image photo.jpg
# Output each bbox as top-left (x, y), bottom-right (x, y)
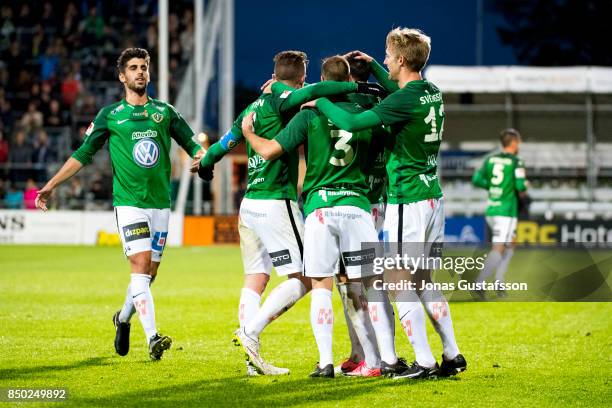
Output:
top-left (37, 27), bottom-right (471, 379)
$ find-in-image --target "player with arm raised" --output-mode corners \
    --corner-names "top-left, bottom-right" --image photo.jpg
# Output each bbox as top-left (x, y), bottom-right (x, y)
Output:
top-left (35, 48), bottom-right (204, 360)
top-left (333, 51), bottom-right (393, 375)
top-left (472, 128), bottom-right (527, 299)
top-left (242, 55), bottom-right (400, 378)
top-left (308, 28), bottom-right (466, 379)
top-left (193, 51), bottom-right (379, 376)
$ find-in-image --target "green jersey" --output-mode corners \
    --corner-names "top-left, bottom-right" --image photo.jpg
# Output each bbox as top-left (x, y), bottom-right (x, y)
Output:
top-left (200, 81), bottom-right (360, 201)
top-left (472, 152), bottom-right (527, 217)
top-left (348, 93), bottom-right (387, 204)
top-left (276, 99), bottom-right (386, 217)
top-left (371, 80), bottom-right (444, 204)
top-left (72, 97), bottom-right (200, 209)
top-left (230, 85), bottom-right (300, 200)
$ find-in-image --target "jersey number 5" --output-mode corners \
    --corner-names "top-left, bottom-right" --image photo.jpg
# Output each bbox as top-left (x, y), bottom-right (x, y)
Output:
top-left (491, 163), bottom-right (505, 185)
top-left (424, 104), bottom-right (444, 143)
top-left (329, 130), bottom-right (354, 167)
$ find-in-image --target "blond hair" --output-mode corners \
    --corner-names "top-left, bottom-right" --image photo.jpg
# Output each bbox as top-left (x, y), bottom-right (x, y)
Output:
top-left (386, 28), bottom-right (431, 72)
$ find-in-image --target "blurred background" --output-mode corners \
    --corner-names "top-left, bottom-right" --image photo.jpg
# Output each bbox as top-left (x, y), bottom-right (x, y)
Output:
top-left (0, 0), bottom-right (610, 246)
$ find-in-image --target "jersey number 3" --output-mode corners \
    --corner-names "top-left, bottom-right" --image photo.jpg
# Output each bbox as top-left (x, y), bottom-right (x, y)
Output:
top-left (329, 130), bottom-right (354, 167)
top-left (424, 104), bottom-right (444, 143)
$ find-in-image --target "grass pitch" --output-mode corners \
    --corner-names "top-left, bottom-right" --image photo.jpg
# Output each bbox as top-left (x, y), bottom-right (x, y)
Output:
top-left (0, 245), bottom-right (610, 407)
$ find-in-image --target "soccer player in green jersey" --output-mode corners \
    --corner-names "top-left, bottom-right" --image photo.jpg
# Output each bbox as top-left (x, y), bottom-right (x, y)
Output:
top-left (333, 51), bottom-right (391, 375)
top-left (472, 128), bottom-right (527, 298)
top-left (35, 48), bottom-right (204, 360)
top-left (241, 55), bottom-right (400, 378)
top-left (304, 28), bottom-right (466, 379)
top-left (193, 51), bottom-right (378, 375)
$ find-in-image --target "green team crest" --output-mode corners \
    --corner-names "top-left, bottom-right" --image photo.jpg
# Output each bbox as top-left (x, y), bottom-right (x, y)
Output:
top-left (152, 112), bottom-right (164, 123)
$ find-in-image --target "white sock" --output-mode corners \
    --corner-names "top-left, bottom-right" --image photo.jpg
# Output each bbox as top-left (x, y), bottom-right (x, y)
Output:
top-left (495, 248), bottom-right (514, 283)
top-left (362, 279), bottom-right (397, 365)
top-left (130, 273), bottom-right (157, 341)
top-left (118, 284), bottom-right (136, 323)
top-left (337, 282), bottom-right (364, 362)
top-left (342, 282), bottom-right (380, 368)
top-left (238, 288), bottom-right (261, 328)
top-left (310, 288), bottom-right (334, 367)
top-left (421, 290), bottom-right (460, 360)
top-left (396, 300), bottom-right (437, 367)
top-left (245, 278), bottom-right (307, 338)
top-left (477, 250), bottom-right (503, 283)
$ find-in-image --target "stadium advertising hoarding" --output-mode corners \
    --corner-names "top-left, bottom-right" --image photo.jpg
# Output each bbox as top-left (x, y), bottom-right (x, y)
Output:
top-left (0, 210), bottom-right (183, 246)
top-left (516, 219), bottom-right (612, 245)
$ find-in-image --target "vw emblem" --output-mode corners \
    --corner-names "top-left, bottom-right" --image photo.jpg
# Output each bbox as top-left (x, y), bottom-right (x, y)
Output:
top-left (133, 138), bottom-right (160, 168)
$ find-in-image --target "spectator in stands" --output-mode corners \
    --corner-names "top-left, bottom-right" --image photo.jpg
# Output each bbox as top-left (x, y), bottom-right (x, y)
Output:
top-left (20, 101), bottom-right (44, 134)
top-left (8, 129), bottom-right (32, 183)
top-left (80, 6), bottom-right (104, 46)
top-left (23, 178), bottom-right (38, 209)
top-left (32, 130), bottom-right (54, 181)
top-left (0, 96), bottom-right (13, 133)
top-left (44, 100), bottom-right (65, 127)
top-left (4, 182), bottom-right (23, 209)
top-left (0, 129), bottom-right (8, 164)
top-left (72, 125), bottom-right (87, 150)
top-left (0, 6), bottom-right (15, 38)
top-left (61, 69), bottom-right (81, 106)
top-left (39, 44), bottom-right (60, 82)
top-left (66, 177), bottom-right (84, 210)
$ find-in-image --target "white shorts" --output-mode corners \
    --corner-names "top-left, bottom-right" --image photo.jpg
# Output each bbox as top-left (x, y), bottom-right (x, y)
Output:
top-left (304, 206), bottom-right (379, 280)
top-left (239, 198), bottom-right (304, 276)
top-left (383, 198), bottom-right (445, 259)
top-left (115, 206), bottom-right (170, 262)
top-left (370, 202), bottom-right (386, 241)
top-left (486, 216), bottom-right (517, 244)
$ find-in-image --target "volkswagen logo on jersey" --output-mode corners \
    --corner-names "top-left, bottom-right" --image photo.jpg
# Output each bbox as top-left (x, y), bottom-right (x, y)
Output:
top-left (133, 138), bottom-right (160, 168)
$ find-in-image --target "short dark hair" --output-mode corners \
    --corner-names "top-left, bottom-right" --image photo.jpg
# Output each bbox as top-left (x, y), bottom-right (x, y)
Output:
top-left (321, 55), bottom-right (350, 82)
top-left (273, 51), bottom-right (308, 82)
top-left (345, 52), bottom-right (370, 82)
top-left (500, 128), bottom-right (521, 147)
top-left (116, 48), bottom-right (150, 74)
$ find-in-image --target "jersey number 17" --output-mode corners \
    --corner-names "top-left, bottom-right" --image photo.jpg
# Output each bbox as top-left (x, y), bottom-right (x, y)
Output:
top-left (424, 104), bottom-right (444, 143)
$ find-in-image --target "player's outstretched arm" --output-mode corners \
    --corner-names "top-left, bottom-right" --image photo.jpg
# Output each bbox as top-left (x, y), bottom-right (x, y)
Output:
top-left (370, 59), bottom-right (400, 93)
top-left (314, 98), bottom-right (382, 132)
top-left (191, 128), bottom-right (243, 180)
top-left (36, 157), bottom-right (83, 211)
top-left (279, 81), bottom-right (358, 112)
top-left (241, 112), bottom-right (284, 161)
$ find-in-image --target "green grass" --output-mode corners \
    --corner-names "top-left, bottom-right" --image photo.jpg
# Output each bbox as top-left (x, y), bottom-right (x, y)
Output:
top-left (0, 245), bottom-right (610, 407)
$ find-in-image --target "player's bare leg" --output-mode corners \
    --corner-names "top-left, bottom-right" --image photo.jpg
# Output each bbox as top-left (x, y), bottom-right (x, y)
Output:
top-left (309, 277), bottom-right (335, 378)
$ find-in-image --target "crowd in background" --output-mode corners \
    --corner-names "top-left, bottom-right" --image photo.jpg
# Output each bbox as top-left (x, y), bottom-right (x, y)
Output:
top-left (0, 0), bottom-right (194, 209)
